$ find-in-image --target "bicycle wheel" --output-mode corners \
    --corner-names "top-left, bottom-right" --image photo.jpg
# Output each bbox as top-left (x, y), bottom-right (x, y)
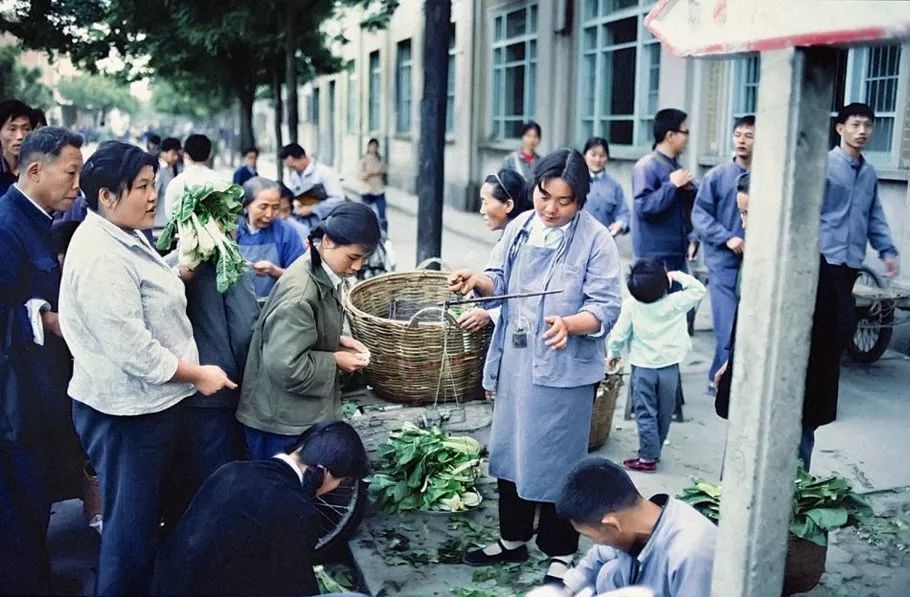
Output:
top-left (313, 478), bottom-right (367, 554)
top-left (848, 268), bottom-right (894, 363)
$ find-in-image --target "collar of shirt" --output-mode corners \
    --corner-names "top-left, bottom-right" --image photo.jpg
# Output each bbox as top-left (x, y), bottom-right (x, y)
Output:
top-left (634, 494), bottom-right (671, 566)
top-left (833, 145), bottom-right (865, 169)
top-left (14, 184), bottom-right (53, 221)
top-left (321, 260), bottom-right (343, 290)
top-left (519, 151), bottom-right (535, 164)
top-left (273, 453), bottom-right (304, 483)
top-left (85, 209), bottom-right (154, 252)
top-left (303, 160), bottom-right (318, 177)
top-left (590, 170), bottom-right (605, 180)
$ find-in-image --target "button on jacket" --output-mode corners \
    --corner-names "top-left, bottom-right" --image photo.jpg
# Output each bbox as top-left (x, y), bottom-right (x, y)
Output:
top-left (59, 210), bottom-right (197, 415)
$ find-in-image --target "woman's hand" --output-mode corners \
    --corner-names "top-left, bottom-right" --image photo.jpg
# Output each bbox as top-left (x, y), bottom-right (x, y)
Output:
top-left (542, 315), bottom-right (569, 350)
top-left (252, 260), bottom-right (283, 278)
top-left (713, 361), bottom-right (729, 389)
top-left (193, 365), bottom-right (238, 396)
top-left (608, 222), bottom-right (624, 237)
top-left (607, 357), bottom-right (621, 374)
top-left (339, 336), bottom-right (369, 354)
top-left (335, 350), bottom-right (369, 373)
top-left (458, 309), bottom-right (492, 332)
top-left (447, 269), bottom-right (494, 296)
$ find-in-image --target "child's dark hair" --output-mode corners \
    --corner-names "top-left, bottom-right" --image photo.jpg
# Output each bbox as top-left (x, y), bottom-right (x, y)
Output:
top-left (582, 136), bottom-right (610, 159)
top-left (653, 108), bottom-right (688, 147)
top-left (520, 121), bottom-right (542, 138)
top-left (532, 148), bottom-right (591, 208)
top-left (483, 168), bottom-right (532, 217)
top-left (556, 457), bottom-right (642, 524)
top-left (836, 102), bottom-right (874, 124)
top-left (308, 202), bottom-right (381, 270)
top-left (81, 141), bottom-right (159, 211)
top-left (627, 258), bottom-right (669, 304)
top-left (285, 421), bottom-right (370, 480)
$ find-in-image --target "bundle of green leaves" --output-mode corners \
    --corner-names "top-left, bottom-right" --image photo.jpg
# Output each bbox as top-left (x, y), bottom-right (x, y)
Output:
top-left (157, 183), bottom-right (247, 293)
top-left (369, 422), bottom-right (483, 513)
top-left (677, 467), bottom-right (873, 547)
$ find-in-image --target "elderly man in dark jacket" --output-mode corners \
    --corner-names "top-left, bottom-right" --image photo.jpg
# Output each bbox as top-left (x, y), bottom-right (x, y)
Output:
top-left (0, 126), bottom-right (84, 594)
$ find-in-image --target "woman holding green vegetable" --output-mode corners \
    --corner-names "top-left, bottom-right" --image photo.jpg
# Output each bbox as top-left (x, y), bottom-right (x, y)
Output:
top-left (236, 176), bottom-right (306, 298)
top-left (448, 149), bottom-right (622, 585)
top-left (237, 202), bottom-right (381, 460)
top-left (59, 141), bottom-right (237, 595)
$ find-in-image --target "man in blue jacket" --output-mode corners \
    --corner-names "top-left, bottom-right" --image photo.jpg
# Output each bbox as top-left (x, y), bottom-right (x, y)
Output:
top-left (692, 116), bottom-right (753, 385)
top-left (0, 126), bottom-right (85, 594)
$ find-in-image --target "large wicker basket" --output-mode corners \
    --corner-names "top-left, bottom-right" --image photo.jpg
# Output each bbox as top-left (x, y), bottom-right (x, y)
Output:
top-left (589, 373), bottom-right (623, 450)
top-left (344, 269), bottom-right (492, 405)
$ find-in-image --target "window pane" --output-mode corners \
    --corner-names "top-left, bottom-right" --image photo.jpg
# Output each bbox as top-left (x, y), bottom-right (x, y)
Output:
top-left (505, 120), bottom-right (523, 138)
top-left (584, 0), bottom-right (599, 20)
top-left (506, 41), bottom-right (526, 62)
top-left (604, 0), bottom-right (639, 15)
top-left (583, 26), bottom-right (598, 51)
top-left (607, 47), bottom-right (636, 115)
top-left (494, 16), bottom-right (502, 42)
top-left (529, 5), bottom-right (538, 32)
top-left (493, 68), bottom-right (502, 124)
top-left (494, 47), bottom-right (503, 65)
top-left (581, 54), bottom-right (597, 118)
top-left (605, 17), bottom-right (637, 45)
top-left (528, 62), bottom-right (536, 117)
top-left (867, 117), bottom-right (894, 153)
top-left (506, 8), bottom-right (526, 38)
top-left (830, 49), bottom-right (849, 113)
top-left (505, 65), bottom-right (526, 116)
top-left (609, 119), bottom-right (634, 145)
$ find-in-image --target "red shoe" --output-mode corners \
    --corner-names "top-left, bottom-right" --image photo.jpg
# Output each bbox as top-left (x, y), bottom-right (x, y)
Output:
top-left (623, 457), bottom-right (657, 473)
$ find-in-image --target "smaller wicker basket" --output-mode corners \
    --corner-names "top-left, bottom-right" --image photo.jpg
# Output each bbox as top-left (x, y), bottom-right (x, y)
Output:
top-left (588, 373), bottom-right (623, 451)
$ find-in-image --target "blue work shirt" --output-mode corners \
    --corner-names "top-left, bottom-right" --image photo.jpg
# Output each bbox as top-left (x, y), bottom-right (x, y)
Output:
top-left (631, 150), bottom-right (697, 259)
top-left (585, 170), bottom-right (631, 233)
top-left (820, 147), bottom-right (897, 269)
top-left (692, 159), bottom-right (747, 271)
top-left (236, 217), bottom-right (306, 297)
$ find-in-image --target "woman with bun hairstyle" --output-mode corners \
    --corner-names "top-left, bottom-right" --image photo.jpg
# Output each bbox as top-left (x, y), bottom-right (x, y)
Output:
top-left (237, 202), bottom-right (381, 460)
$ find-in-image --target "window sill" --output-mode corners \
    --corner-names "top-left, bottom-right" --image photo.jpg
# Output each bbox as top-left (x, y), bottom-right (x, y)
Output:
top-left (392, 133), bottom-right (413, 142)
top-left (479, 139), bottom-right (518, 152)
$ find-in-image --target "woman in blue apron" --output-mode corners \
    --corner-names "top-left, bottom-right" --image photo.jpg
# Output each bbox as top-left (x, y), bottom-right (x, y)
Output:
top-left (449, 149), bottom-right (622, 585)
top-left (236, 177), bottom-right (306, 298)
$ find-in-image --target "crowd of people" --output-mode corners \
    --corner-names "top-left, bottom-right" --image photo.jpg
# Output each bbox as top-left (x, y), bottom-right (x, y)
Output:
top-left (0, 90), bottom-right (901, 597)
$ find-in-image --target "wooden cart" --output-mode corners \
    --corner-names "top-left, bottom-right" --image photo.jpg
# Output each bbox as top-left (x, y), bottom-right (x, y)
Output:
top-left (849, 267), bottom-right (910, 363)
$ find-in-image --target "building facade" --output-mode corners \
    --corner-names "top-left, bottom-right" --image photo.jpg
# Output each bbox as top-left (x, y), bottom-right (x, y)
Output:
top-left (253, 0), bottom-right (910, 285)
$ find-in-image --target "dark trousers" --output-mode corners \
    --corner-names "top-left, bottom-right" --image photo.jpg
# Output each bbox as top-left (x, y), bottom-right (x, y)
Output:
top-left (243, 425), bottom-right (298, 461)
top-left (498, 479), bottom-right (578, 556)
top-left (73, 399), bottom-right (185, 596)
top-left (362, 193), bottom-right (388, 232)
top-left (164, 407), bottom-right (247, 526)
top-left (0, 446), bottom-right (50, 595)
top-left (632, 364), bottom-right (680, 460)
top-left (707, 268), bottom-right (740, 380)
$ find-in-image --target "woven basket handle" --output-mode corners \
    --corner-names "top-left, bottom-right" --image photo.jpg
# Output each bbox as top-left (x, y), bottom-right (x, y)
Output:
top-left (416, 257), bottom-right (451, 272)
top-left (407, 306), bottom-right (460, 328)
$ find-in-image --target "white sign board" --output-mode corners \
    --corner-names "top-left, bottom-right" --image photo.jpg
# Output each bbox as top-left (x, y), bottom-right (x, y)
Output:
top-left (647, 0), bottom-right (910, 57)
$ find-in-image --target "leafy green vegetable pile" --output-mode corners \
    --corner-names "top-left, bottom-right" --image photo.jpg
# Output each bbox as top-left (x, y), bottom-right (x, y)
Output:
top-left (156, 183), bottom-right (247, 293)
top-left (369, 422), bottom-right (483, 513)
top-left (678, 466), bottom-right (873, 547)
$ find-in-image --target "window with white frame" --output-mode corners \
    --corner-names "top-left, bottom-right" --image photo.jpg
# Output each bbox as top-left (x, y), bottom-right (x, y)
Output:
top-left (491, 4), bottom-right (538, 139)
top-left (446, 25), bottom-right (456, 135)
top-left (346, 64), bottom-right (357, 133)
top-left (312, 87), bottom-right (320, 124)
top-left (731, 55), bottom-right (760, 123)
top-left (577, 0), bottom-right (660, 147)
top-left (368, 51), bottom-right (381, 132)
top-left (395, 39), bottom-right (412, 134)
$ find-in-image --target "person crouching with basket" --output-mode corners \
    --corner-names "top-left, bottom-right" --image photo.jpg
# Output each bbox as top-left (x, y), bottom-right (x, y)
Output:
top-left (236, 202), bottom-right (380, 460)
top-left (448, 149), bottom-right (622, 586)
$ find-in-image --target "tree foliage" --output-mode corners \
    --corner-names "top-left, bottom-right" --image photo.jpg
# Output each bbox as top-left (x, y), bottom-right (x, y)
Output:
top-left (151, 79), bottom-right (232, 121)
top-left (0, 45), bottom-right (54, 109)
top-left (56, 74), bottom-right (138, 114)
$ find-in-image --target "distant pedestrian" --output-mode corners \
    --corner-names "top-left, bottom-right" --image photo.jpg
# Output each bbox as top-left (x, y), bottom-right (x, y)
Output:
top-left (236, 177), bottom-right (306, 298)
top-left (0, 126), bottom-right (85, 595)
top-left (0, 99), bottom-right (33, 196)
top-left (692, 116), bottom-right (753, 385)
top-left (360, 138), bottom-right (388, 232)
top-left (582, 137), bottom-right (630, 237)
top-left (502, 121), bottom-right (542, 179)
top-left (29, 107), bottom-right (48, 129)
top-left (146, 133), bottom-right (161, 159)
top-left (237, 203), bottom-right (380, 460)
top-left (154, 137), bottom-right (182, 230)
top-left (277, 183), bottom-right (313, 243)
top-left (457, 168), bottom-right (530, 333)
top-left (233, 145), bottom-right (259, 186)
top-left (280, 142), bottom-right (345, 230)
top-left (607, 259), bottom-right (705, 473)
top-left (163, 134), bottom-right (227, 219)
top-left (60, 141), bottom-right (236, 595)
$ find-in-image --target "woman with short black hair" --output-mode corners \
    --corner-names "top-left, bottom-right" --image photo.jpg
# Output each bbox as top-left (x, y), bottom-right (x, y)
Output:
top-left (237, 202), bottom-right (381, 460)
top-left (59, 140), bottom-right (236, 596)
top-left (501, 121), bottom-right (543, 179)
top-left (582, 137), bottom-right (631, 237)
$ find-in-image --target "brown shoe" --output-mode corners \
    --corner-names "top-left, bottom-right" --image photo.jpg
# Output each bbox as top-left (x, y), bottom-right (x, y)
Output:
top-left (623, 457), bottom-right (657, 473)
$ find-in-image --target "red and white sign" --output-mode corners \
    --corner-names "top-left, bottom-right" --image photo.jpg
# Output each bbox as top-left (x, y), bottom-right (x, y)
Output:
top-left (646, 0), bottom-right (910, 57)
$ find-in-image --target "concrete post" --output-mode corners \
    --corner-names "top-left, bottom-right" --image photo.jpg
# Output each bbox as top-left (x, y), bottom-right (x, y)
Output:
top-left (711, 46), bottom-right (836, 597)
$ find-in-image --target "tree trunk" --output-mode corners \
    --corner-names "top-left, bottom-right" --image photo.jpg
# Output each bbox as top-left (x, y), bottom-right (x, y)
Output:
top-left (272, 67), bottom-right (285, 182)
top-left (237, 89), bottom-right (255, 152)
top-left (285, 0), bottom-right (299, 143)
top-left (416, 0), bottom-right (452, 265)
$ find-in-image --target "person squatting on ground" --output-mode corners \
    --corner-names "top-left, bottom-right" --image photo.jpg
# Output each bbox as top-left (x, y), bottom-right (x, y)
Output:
top-left (553, 457), bottom-right (716, 597)
top-left (0, 126), bottom-right (85, 595)
top-left (59, 141), bottom-right (236, 595)
top-left (607, 260), bottom-right (705, 473)
top-left (692, 115), bottom-right (753, 385)
top-left (237, 202), bottom-right (381, 460)
top-left (449, 148), bottom-right (622, 585)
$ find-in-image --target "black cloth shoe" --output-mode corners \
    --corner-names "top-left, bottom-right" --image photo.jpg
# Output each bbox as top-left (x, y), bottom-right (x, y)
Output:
top-left (463, 540), bottom-right (529, 566)
top-left (542, 557), bottom-right (572, 586)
